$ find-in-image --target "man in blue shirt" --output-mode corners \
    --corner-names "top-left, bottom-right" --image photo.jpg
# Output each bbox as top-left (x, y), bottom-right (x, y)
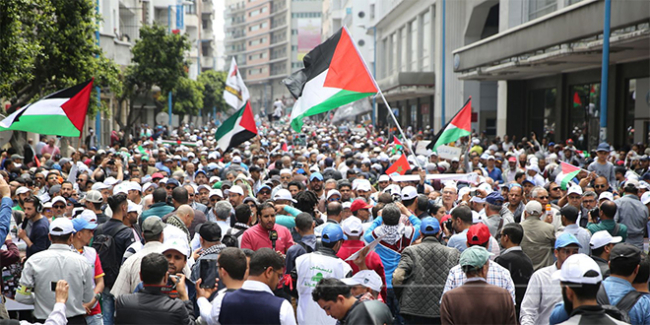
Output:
top-left (485, 156), bottom-right (503, 184)
top-left (446, 205), bottom-right (473, 252)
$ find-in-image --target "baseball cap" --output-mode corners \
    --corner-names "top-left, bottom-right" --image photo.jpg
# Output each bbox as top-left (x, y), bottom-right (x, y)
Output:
top-left (342, 202), bottom-right (352, 209)
top-left (596, 143), bottom-right (610, 152)
top-left (355, 181), bottom-right (372, 192)
top-left (49, 218), bottom-right (75, 236)
top-left (142, 217), bottom-right (164, 236)
top-left (485, 192), bottom-right (504, 206)
top-left (420, 217), bottom-right (440, 236)
top-left (341, 216), bottom-right (363, 237)
top-left (401, 186), bottom-right (418, 201)
top-left (553, 253), bottom-right (602, 284)
top-left (224, 185), bottom-right (244, 196)
top-left (459, 246), bottom-right (492, 269)
top-left (321, 223), bottom-right (347, 244)
top-left (609, 243), bottom-right (641, 262)
top-left (196, 222), bottom-right (222, 242)
top-left (341, 270), bottom-right (382, 293)
top-left (469, 196), bottom-right (485, 204)
top-left (378, 175), bottom-right (390, 182)
top-left (72, 217), bottom-right (97, 232)
top-left (521, 179), bottom-right (535, 187)
top-left (599, 192), bottom-right (614, 202)
top-left (567, 186), bottom-right (583, 196)
top-left (273, 189), bottom-right (297, 203)
top-left (350, 199), bottom-right (373, 212)
top-left (641, 191), bottom-right (650, 205)
top-left (624, 179), bottom-right (640, 189)
top-left (51, 196), bottom-right (67, 206)
top-left (127, 201), bottom-right (142, 214)
top-left (79, 209), bottom-right (98, 224)
top-left (555, 233), bottom-right (582, 249)
top-left (85, 190), bottom-right (103, 203)
top-left (162, 238), bottom-right (190, 258)
top-left (589, 230), bottom-right (622, 249)
top-left (15, 187), bottom-right (30, 195)
top-left (91, 182), bottom-right (110, 191)
top-left (209, 189), bottom-right (223, 198)
top-left (104, 177), bottom-right (119, 186)
top-left (466, 223), bottom-right (491, 246)
top-left (326, 190), bottom-right (341, 200)
top-left (309, 172), bottom-right (324, 182)
top-left (508, 157), bottom-right (516, 163)
top-left (166, 178), bottom-right (180, 188)
top-left (151, 172), bottom-right (164, 180)
top-left (231, 156), bottom-right (242, 164)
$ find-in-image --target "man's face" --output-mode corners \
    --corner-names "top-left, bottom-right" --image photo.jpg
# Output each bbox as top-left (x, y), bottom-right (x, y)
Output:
top-left (76, 174), bottom-right (88, 190)
top-left (228, 193), bottom-right (242, 208)
top-left (324, 181), bottom-right (336, 193)
top-left (100, 189), bottom-right (110, 203)
top-left (508, 187), bottom-right (523, 206)
top-left (127, 212), bottom-right (138, 225)
top-left (582, 195), bottom-right (596, 210)
top-left (24, 202), bottom-right (37, 219)
top-left (593, 177), bottom-right (608, 194)
top-left (533, 189), bottom-right (550, 206)
top-left (166, 183), bottom-right (177, 196)
top-left (356, 209), bottom-right (369, 221)
top-left (257, 188), bottom-right (271, 202)
top-left (280, 173), bottom-right (292, 187)
top-left (378, 180), bottom-right (389, 190)
top-left (226, 173), bottom-right (235, 182)
top-left (442, 188), bottom-right (457, 205)
top-left (60, 183), bottom-right (73, 198)
top-left (259, 207), bottom-right (276, 230)
top-left (568, 194), bottom-right (582, 208)
top-left (198, 189), bottom-right (210, 205)
top-left (47, 174), bottom-right (59, 187)
top-left (18, 192), bottom-right (30, 203)
top-left (52, 201), bottom-right (66, 217)
top-left (184, 186), bottom-right (195, 204)
top-left (339, 186), bottom-right (352, 201)
top-left (548, 183), bottom-right (562, 199)
top-left (310, 179), bottom-right (322, 192)
top-left (356, 189), bottom-right (369, 199)
top-left (555, 245), bottom-right (579, 268)
top-left (164, 250), bottom-right (187, 275)
top-left (317, 296), bottom-right (348, 321)
top-left (195, 173), bottom-right (208, 185)
top-left (34, 173), bottom-right (45, 187)
top-left (288, 185), bottom-right (300, 198)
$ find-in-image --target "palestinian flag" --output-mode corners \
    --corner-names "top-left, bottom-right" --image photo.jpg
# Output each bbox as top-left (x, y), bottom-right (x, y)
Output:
top-left (215, 59), bottom-right (258, 151)
top-left (385, 154), bottom-right (410, 175)
top-left (573, 92), bottom-right (582, 109)
top-left (0, 79), bottom-right (93, 137)
top-left (284, 26), bottom-right (378, 132)
top-left (427, 97), bottom-right (472, 152)
top-left (556, 162), bottom-right (581, 190)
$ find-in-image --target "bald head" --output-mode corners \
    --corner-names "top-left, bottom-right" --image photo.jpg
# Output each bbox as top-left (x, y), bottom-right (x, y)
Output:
top-left (176, 205), bottom-right (195, 228)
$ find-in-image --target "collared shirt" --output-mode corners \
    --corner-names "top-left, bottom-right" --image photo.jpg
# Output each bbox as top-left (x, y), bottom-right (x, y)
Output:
top-left (502, 246), bottom-right (523, 254)
top-left (447, 228), bottom-right (469, 252)
top-left (520, 263), bottom-right (561, 325)
top-left (110, 241), bottom-right (165, 298)
top-left (614, 194), bottom-right (649, 249)
top-left (17, 244), bottom-right (94, 319)
top-left (601, 276), bottom-right (650, 325)
top-left (586, 219), bottom-right (627, 242)
top-left (558, 224), bottom-right (591, 255)
top-left (443, 260), bottom-right (516, 304)
top-left (201, 280), bottom-right (297, 325)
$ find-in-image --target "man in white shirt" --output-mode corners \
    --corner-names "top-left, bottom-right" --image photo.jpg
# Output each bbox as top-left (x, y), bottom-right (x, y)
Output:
top-left (519, 233), bottom-right (581, 325)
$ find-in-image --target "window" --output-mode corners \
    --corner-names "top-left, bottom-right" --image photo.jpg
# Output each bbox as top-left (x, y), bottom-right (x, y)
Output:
top-left (249, 22), bottom-right (268, 31)
top-left (421, 10), bottom-right (431, 70)
top-left (248, 37), bottom-right (267, 46)
top-left (410, 19), bottom-right (418, 71)
top-left (291, 12), bottom-right (321, 18)
top-left (249, 6), bottom-right (268, 17)
top-left (400, 27), bottom-right (407, 72)
top-left (248, 68), bottom-right (266, 75)
top-left (291, 29), bottom-right (298, 35)
top-left (529, 0), bottom-right (557, 20)
top-left (528, 88), bottom-right (557, 140)
top-left (249, 52), bottom-right (267, 60)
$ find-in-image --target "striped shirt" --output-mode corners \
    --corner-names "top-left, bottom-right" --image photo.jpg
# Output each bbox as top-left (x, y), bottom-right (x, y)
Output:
top-left (442, 260), bottom-right (516, 304)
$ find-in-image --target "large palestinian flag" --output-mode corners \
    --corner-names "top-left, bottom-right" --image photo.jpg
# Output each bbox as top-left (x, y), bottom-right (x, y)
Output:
top-left (284, 26), bottom-right (378, 132)
top-left (215, 59), bottom-right (257, 151)
top-left (427, 97), bottom-right (472, 152)
top-left (0, 79), bottom-right (93, 137)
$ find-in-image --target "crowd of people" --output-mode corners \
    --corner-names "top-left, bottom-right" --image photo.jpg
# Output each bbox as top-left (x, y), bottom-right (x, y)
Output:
top-left (0, 118), bottom-right (648, 325)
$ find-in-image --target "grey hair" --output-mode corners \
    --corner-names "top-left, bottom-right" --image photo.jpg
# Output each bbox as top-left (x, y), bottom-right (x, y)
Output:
top-left (530, 186), bottom-right (547, 199)
top-left (214, 201), bottom-right (233, 221)
top-left (582, 191), bottom-right (597, 199)
top-left (325, 179), bottom-right (338, 188)
top-left (382, 203), bottom-right (401, 226)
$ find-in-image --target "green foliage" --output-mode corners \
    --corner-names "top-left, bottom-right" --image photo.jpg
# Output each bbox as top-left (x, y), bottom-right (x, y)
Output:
top-left (0, 0), bottom-right (120, 115)
top-left (198, 70), bottom-right (227, 115)
top-left (162, 77), bottom-right (204, 117)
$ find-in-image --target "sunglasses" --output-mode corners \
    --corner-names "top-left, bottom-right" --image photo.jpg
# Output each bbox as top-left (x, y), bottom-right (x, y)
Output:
top-left (210, 198), bottom-right (218, 202)
top-left (551, 187), bottom-right (561, 191)
top-left (53, 205), bottom-right (66, 209)
top-left (188, 193), bottom-right (195, 197)
top-left (538, 196), bottom-right (549, 199)
top-left (166, 186), bottom-right (177, 190)
top-left (594, 185), bottom-right (606, 189)
top-left (259, 191), bottom-right (271, 195)
top-left (328, 197), bottom-right (340, 202)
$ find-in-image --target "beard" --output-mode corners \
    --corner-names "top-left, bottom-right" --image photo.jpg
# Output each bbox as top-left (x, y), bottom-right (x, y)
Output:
top-left (562, 286), bottom-right (574, 315)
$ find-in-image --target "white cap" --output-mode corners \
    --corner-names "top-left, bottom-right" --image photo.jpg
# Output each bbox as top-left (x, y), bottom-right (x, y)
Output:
top-left (209, 176), bottom-right (220, 183)
top-left (382, 184), bottom-right (401, 196)
top-left (642, 191), bottom-right (650, 205)
top-left (273, 189), bottom-right (296, 203)
top-left (341, 216), bottom-right (363, 236)
top-left (113, 183), bottom-right (129, 195)
top-left (104, 177), bottom-right (119, 186)
top-left (142, 182), bottom-right (154, 193)
top-left (378, 175), bottom-right (390, 182)
top-left (326, 190), bottom-right (341, 200)
top-left (356, 180), bottom-right (372, 192)
top-left (127, 201), bottom-right (142, 214)
top-left (553, 253), bottom-right (602, 285)
top-left (458, 187), bottom-right (471, 198)
top-left (471, 211), bottom-right (483, 224)
top-left (91, 182), bottom-right (110, 191)
top-left (42, 202), bottom-right (53, 209)
top-left (341, 270), bottom-right (382, 293)
top-left (589, 230), bottom-right (623, 249)
top-left (639, 181), bottom-right (650, 190)
top-left (51, 196), bottom-right (67, 206)
top-left (79, 209), bottom-right (98, 224)
top-left (401, 186), bottom-right (418, 201)
top-left (232, 156), bottom-right (242, 164)
top-left (477, 183), bottom-right (493, 195)
top-left (129, 181), bottom-right (142, 192)
top-left (342, 202), bottom-right (352, 209)
top-left (598, 192), bottom-right (614, 202)
top-left (224, 185), bottom-right (244, 196)
top-left (524, 200), bottom-right (543, 216)
top-left (209, 189), bottom-right (223, 198)
top-left (162, 238), bottom-right (190, 258)
top-left (567, 185), bottom-right (583, 196)
top-left (470, 196), bottom-right (486, 204)
top-left (49, 218), bottom-right (75, 236)
top-left (280, 168), bottom-right (292, 175)
top-left (15, 187), bottom-right (30, 195)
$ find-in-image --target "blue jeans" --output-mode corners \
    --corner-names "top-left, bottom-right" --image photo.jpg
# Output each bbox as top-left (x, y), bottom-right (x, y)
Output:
top-left (86, 314), bottom-right (104, 325)
top-left (386, 288), bottom-right (404, 325)
top-left (101, 290), bottom-right (114, 325)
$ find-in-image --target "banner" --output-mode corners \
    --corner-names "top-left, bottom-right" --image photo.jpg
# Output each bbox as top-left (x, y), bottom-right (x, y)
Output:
top-left (436, 145), bottom-right (462, 160)
top-left (297, 18), bottom-right (321, 61)
top-left (390, 172), bottom-right (479, 184)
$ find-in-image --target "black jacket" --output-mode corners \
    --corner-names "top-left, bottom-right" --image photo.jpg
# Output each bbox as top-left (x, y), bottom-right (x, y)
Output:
top-left (115, 286), bottom-right (197, 325)
top-left (342, 300), bottom-right (393, 325)
top-left (494, 248), bottom-right (534, 317)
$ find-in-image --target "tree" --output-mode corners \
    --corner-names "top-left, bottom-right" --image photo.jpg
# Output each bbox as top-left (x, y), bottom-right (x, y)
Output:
top-left (0, 0), bottom-right (120, 114)
top-left (161, 77), bottom-right (204, 124)
top-left (197, 70), bottom-right (227, 118)
top-left (116, 24), bottom-right (190, 143)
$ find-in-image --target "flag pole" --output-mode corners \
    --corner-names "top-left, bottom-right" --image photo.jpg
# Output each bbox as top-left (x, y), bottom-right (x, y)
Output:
top-left (377, 89), bottom-right (423, 169)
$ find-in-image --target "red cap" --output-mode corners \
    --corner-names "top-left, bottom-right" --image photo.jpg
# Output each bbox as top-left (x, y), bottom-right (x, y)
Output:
top-left (466, 223), bottom-right (491, 246)
top-left (350, 199), bottom-right (373, 212)
top-left (151, 172), bottom-right (164, 180)
top-left (507, 157), bottom-right (516, 162)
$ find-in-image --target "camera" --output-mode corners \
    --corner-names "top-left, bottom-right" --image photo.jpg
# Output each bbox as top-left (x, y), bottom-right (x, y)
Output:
top-left (444, 219), bottom-right (454, 232)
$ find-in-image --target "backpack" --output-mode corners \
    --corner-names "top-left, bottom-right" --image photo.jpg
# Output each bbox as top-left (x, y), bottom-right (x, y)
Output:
top-left (92, 223), bottom-right (129, 288)
top-left (596, 285), bottom-right (644, 323)
top-left (222, 228), bottom-right (246, 248)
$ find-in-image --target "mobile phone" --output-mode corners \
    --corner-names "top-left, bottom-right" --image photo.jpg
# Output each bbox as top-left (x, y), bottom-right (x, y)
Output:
top-left (51, 282), bottom-right (57, 291)
top-left (199, 259), bottom-right (218, 289)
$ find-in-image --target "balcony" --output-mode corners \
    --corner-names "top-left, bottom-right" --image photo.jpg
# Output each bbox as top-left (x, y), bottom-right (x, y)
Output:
top-left (201, 56), bottom-right (216, 69)
top-left (270, 3), bottom-right (287, 16)
top-left (201, 0), bottom-right (213, 14)
top-left (270, 35), bottom-right (286, 45)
